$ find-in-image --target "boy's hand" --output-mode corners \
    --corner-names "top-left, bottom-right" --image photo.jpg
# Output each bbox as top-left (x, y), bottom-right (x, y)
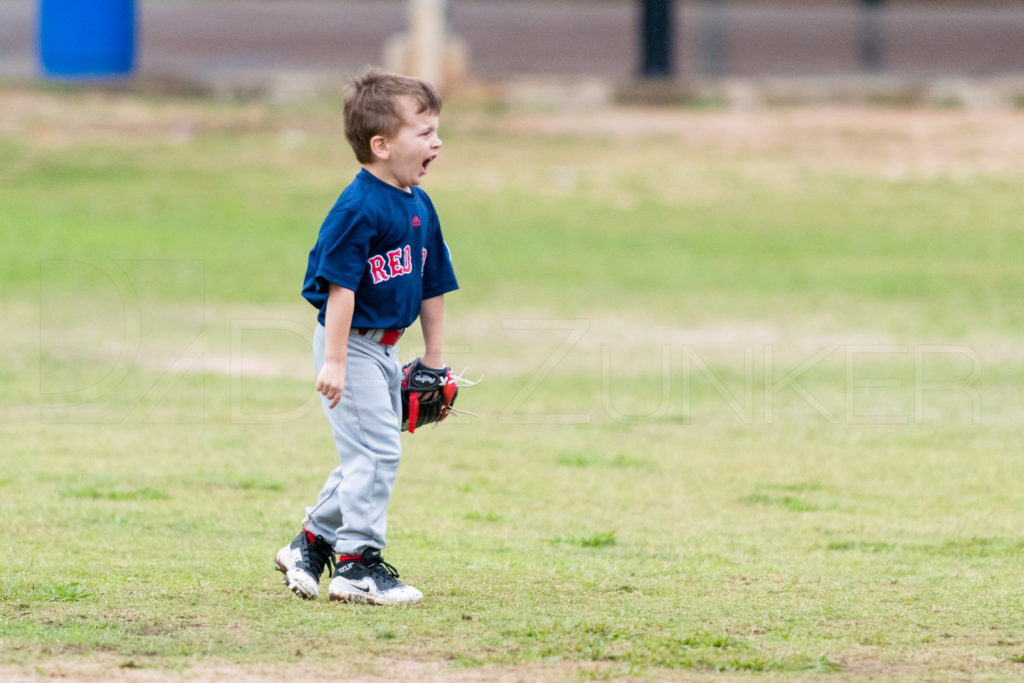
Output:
top-left (316, 361), bottom-right (346, 409)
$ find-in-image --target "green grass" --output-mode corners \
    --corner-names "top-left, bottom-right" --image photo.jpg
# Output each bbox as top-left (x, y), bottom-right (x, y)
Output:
top-left (2, 88), bottom-right (1024, 679)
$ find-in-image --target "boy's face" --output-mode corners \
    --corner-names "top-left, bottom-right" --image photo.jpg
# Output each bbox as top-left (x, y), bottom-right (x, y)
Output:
top-left (371, 96), bottom-right (442, 192)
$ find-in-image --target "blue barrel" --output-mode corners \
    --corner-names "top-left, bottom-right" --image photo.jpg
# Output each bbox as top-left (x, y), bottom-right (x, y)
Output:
top-left (39, 0), bottom-right (136, 78)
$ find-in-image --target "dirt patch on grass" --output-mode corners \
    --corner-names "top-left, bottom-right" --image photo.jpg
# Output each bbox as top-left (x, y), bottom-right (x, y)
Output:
top-left (4, 88), bottom-right (1023, 181)
top-left (18, 654), bottom-right (1018, 682)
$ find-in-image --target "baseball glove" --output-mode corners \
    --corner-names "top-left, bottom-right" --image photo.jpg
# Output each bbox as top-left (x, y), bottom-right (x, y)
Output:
top-left (401, 358), bottom-right (459, 433)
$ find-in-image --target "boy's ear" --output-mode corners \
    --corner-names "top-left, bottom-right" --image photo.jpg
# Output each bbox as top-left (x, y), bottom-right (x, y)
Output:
top-left (369, 134), bottom-right (390, 161)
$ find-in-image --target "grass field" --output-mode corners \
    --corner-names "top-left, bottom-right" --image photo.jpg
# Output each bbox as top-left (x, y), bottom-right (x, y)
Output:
top-left (2, 87), bottom-right (1024, 681)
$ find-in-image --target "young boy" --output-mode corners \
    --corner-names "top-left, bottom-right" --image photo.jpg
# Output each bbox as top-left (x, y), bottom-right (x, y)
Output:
top-left (275, 68), bottom-right (458, 606)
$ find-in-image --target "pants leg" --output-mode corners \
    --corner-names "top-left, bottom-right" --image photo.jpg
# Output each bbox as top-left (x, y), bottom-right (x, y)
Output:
top-left (303, 325), bottom-right (403, 556)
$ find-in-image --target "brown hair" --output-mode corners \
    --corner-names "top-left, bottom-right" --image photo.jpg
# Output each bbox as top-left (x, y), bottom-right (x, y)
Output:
top-left (343, 67), bottom-right (442, 165)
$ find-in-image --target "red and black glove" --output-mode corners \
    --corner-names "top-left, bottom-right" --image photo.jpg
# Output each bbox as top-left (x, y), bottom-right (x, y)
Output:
top-left (401, 358), bottom-right (458, 433)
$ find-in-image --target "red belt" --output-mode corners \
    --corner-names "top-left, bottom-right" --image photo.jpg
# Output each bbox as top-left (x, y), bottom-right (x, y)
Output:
top-left (356, 328), bottom-right (404, 346)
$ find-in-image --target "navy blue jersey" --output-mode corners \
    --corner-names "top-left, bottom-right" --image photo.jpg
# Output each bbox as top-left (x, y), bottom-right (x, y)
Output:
top-left (302, 169), bottom-right (459, 329)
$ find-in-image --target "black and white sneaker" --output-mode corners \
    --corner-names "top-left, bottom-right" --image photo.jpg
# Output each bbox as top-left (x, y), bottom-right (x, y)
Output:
top-left (328, 549), bottom-right (423, 606)
top-left (274, 531), bottom-right (336, 599)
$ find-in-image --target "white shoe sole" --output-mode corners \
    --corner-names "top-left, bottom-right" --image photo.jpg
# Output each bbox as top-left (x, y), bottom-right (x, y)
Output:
top-left (274, 546), bottom-right (320, 599)
top-left (328, 578), bottom-right (423, 606)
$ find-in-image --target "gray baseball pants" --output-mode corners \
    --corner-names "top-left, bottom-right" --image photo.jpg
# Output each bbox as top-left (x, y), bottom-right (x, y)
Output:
top-left (302, 324), bottom-right (403, 556)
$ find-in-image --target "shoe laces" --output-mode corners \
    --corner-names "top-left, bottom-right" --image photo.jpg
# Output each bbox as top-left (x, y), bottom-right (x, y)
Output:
top-left (309, 534), bottom-right (336, 577)
top-left (361, 549), bottom-right (401, 584)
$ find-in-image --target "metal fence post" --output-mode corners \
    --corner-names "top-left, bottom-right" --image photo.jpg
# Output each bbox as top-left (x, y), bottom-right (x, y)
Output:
top-left (640, 0), bottom-right (674, 78)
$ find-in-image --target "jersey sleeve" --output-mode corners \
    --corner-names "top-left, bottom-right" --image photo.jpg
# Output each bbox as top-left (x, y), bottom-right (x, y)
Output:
top-left (308, 208), bottom-right (376, 296)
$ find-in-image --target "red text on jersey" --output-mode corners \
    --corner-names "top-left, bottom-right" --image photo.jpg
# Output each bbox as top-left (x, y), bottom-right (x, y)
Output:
top-left (369, 245), bottom-right (415, 284)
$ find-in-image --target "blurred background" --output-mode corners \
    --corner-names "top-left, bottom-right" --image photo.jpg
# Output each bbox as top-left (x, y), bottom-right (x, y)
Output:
top-left (3, 0), bottom-right (1024, 105)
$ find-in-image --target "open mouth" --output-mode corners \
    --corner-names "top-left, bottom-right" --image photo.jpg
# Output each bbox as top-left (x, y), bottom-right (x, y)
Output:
top-left (421, 156), bottom-right (436, 173)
